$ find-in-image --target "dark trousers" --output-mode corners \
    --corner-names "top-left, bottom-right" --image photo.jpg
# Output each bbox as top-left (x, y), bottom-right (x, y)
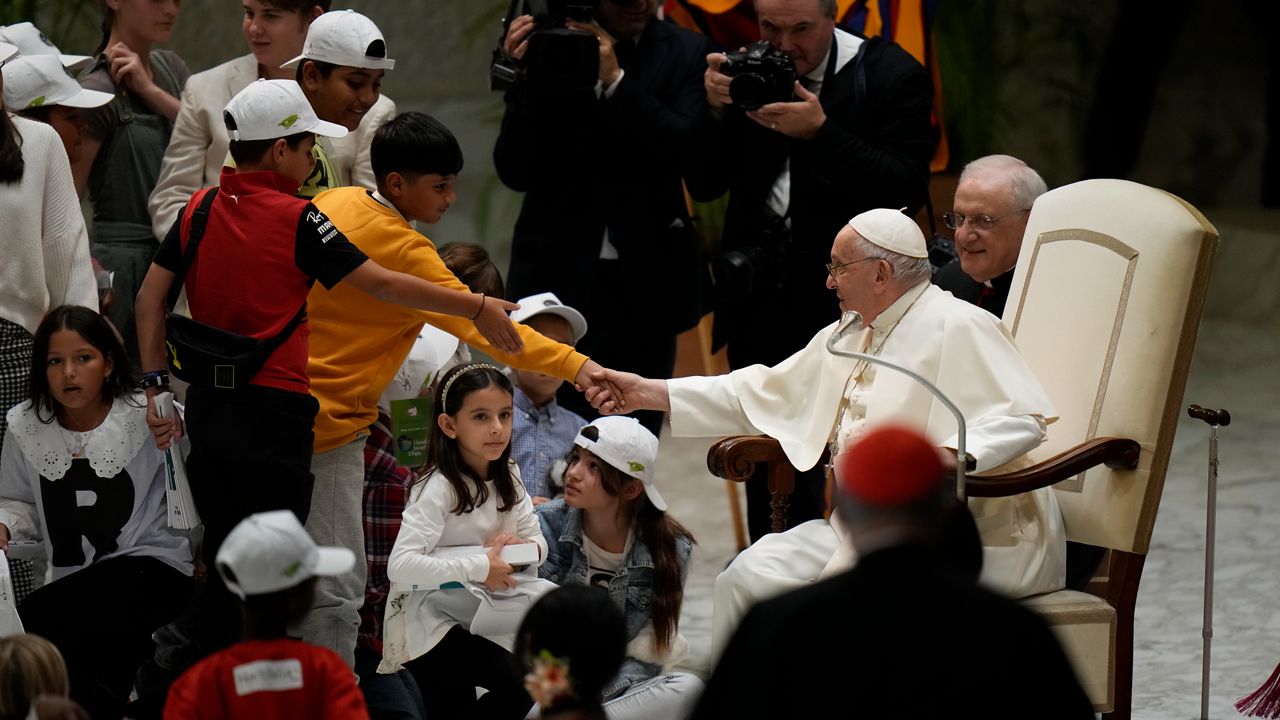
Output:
top-left (404, 626), bottom-right (533, 720)
top-left (20, 555), bottom-right (190, 720)
top-left (357, 646), bottom-right (427, 720)
top-left (185, 382), bottom-right (318, 650)
top-left (130, 383), bottom-right (319, 718)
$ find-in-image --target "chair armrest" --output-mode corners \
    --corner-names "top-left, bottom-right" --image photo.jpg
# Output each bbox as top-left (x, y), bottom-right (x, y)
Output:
top-left (706, 435), bottom-right (789, 482)
top-left (707, 435), bottom-right (809, 534)
top-left (965, 437), bottom-right (1140, 497)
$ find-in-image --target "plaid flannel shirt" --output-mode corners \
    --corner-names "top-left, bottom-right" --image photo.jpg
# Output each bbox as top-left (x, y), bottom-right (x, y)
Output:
top-left (358, 413), bottom-right (416, 655)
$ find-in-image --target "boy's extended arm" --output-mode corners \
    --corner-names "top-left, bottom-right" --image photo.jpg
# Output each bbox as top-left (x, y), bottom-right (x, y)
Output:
top-left (135, 262), bottom-right (176, 378)
top-left (341, 260), bottom-right (524, 354)
top-left (134, 262), bottom-right (184, 449)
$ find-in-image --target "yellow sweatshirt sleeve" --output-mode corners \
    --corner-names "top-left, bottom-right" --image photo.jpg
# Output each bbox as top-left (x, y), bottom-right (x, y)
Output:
top-left (400, 241), bottom-right (589, 384)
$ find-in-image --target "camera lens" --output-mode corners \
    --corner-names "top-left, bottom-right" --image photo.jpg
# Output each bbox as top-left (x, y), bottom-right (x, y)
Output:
top-left (729, 73), bottom-right (770, 111)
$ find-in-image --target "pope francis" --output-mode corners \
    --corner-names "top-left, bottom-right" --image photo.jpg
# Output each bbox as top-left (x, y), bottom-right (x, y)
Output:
top-left (587, 208), bottom-right (1065, 658)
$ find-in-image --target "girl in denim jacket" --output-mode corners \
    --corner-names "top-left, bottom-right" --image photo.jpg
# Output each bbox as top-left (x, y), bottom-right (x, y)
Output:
top-left (535, 417), bottom-right (702, 720)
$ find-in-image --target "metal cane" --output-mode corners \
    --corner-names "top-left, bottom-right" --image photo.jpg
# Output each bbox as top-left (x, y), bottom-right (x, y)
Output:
top-left (1188, 404), bottom-right (1231, 720)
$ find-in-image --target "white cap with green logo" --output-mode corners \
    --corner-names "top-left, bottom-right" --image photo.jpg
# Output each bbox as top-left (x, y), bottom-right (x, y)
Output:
top-left (223, 78), bottom-right (348, 142)
top-left (574, 416), bottom-right (667, 511)
top-left (2, 55), bottom-right (112, 111)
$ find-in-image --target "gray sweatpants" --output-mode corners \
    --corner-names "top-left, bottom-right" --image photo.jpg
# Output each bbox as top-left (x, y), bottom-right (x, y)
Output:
top-left (298, 436), bottom-right (367, 668)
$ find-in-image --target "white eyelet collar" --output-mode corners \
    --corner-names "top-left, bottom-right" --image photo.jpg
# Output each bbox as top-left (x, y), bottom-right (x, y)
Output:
top-left (5, 391), bottom-right (151, 480)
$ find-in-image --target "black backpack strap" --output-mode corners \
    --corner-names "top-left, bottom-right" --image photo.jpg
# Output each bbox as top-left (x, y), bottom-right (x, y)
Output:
top-left (164, 186), bottom-right (308, 357)
top-left (166, 188), bottom-right (219, 311)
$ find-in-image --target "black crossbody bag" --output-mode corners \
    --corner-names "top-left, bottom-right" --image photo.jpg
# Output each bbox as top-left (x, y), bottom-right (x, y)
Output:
top-left (164, 189), bottom-right (307, 390)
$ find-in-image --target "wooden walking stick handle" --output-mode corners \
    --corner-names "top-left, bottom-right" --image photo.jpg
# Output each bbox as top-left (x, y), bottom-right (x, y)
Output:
top-left (1188, 404), bottom-right (1231, 427)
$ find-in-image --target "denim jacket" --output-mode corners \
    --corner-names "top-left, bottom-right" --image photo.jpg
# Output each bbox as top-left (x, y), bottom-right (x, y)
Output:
top-left (535, 499), bottom-right (693, 699)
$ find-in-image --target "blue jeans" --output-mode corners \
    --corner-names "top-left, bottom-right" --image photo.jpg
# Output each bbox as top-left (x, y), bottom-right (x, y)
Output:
top-left (356, 646), bottom-right (427, 720)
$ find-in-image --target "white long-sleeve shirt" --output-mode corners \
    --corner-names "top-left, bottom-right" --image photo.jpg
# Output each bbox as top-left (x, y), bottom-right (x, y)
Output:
top-left (0, 115), bottom-right (97, 333)
top-left (380, 463), bottom-right (546, 671)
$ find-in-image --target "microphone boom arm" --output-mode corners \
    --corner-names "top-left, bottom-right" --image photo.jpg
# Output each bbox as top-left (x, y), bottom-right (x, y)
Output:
top-left (824, 327), bottom-right (968, 500)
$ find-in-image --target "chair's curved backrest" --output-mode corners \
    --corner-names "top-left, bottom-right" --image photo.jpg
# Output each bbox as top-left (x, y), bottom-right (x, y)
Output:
top-left (1003, 179), bottom-right (1218, 555)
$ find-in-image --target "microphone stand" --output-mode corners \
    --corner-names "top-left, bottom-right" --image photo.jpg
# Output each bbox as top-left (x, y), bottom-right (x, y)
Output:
top-left (825, 311), bottom-right (969, 499)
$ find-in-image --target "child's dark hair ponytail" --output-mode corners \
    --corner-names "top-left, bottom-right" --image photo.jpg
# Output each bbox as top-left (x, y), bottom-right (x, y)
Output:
top-left (94, 0), bottom-right (115, 56)
top-left (631, 495), bottom-right (693, 653)
top-left (0, 112), bottom-right (24, 184)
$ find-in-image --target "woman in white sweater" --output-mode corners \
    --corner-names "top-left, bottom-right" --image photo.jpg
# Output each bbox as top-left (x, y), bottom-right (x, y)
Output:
top-left (0, 45), bottom-right (98, 451)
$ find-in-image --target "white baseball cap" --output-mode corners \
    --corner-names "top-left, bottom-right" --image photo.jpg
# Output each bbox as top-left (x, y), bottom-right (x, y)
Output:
top-left (0, 23), bottom-right (92, 71)
top-left (281, 10), bottom-right (395, 71)
top-left (2, 55), bottom-right (112, 111)
top-left (0, 41), bottom-right (18, 65)
top-left (510, 292), bottom-right (588, 344)
top-left (216, 510), bottom-right (355, 599)
top-left (574, 417), bottom-right (666, 511)
top-left (223, 79), bottom-right (347, 142)
top-left (848, 208), bottom-right (928, 259)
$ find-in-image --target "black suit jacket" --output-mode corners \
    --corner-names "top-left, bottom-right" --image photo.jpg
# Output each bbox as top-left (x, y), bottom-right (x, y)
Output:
top-left (494, 19), bottom-right (711, 337)
top-left (933, 260), bottom-right (1015, 316)
top-left (690, 35), bottom-right (935, 369)
top-left (692, 544), bottom-right (1095, 720)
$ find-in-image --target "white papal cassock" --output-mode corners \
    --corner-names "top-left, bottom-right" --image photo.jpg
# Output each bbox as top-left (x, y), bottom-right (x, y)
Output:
top-left (667, 281), bottom-right (1066, 657)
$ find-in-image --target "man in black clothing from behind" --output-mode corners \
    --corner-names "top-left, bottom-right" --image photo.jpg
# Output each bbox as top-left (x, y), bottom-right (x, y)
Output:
top-left (692, 424), bottom-right (1093, 720)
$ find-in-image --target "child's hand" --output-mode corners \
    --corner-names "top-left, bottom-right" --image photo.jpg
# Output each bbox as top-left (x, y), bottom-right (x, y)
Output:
top-left (532, 496), bottom-right (551, 506)
top-left (474, 295), bottom-right (524, 355)
top-left (483, 543), bottom-right (517, 592)
top-left (145, 393), bottom-right (183, 450)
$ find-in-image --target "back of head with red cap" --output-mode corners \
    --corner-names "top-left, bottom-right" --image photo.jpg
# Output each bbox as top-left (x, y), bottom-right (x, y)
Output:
top-left (838, 424), bottom-right (946, 507)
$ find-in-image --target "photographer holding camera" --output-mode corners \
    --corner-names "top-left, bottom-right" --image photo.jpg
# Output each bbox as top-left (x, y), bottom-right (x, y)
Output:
top-left (493, 0), bottom-right (711, 436)
top-left (692, 0), bottom-right (935, 541)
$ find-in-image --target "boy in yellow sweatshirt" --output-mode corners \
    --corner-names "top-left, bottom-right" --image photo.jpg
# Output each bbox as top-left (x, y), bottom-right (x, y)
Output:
top-left (299, 111), bottom-right (608, 669)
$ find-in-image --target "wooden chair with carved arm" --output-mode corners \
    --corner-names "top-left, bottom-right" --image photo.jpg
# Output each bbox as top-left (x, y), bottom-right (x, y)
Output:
top-left (707, 179), bottom-right (1219, 719)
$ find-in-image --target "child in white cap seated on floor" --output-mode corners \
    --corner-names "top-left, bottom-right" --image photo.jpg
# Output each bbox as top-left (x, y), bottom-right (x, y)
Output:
top-left (163, 510), bottom-right (368, 720)
top-left (509, 292), bottom-right (590, 505)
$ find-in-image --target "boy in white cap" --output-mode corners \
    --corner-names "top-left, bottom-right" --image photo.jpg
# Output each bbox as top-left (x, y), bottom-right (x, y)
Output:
top-left (2, 54), bottom-right (112, 165)
top-left (164, 510), bottom-right (370, 720)
top-left (131, 78), bottom-right (523, 698)
top-left (508, 291), bottom-right (590, 504)
top-left (281, 9), bottom-right (397, 198)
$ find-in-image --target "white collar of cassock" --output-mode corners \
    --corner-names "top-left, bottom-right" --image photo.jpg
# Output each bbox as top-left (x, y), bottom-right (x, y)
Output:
top-left (868, 280), bottom-right (931, 340)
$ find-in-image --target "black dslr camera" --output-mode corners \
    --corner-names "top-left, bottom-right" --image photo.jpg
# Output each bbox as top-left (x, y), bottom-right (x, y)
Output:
top-left (490, 0), bottom-right (599, 92)
top-left (719, 41), bottom-right (797, 111)
top-left (710, 213), bottom-right (791, 304)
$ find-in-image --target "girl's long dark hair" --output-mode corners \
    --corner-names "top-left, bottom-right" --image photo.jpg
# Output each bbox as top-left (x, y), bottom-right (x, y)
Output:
top-left (571, 446), bottom-right (695, 653)
top-left (422, 364), bottom-right (518, 515)
top-left (0, 111), bottom-right (25, 184)
top-left (29, 306), bottom-right (139, 424)
top-left (93, 0), bottom-right (117, 56)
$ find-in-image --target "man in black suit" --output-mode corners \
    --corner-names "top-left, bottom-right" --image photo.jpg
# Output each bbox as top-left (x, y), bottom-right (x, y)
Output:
top-left (691, 424), bottom-right (1094, 720)
top-left (693, 0), bottom-right (934, 538)
top-left (933, 154), bottom-right (1047, 316)
top-left (495, 0), bottom-right (710, 434)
